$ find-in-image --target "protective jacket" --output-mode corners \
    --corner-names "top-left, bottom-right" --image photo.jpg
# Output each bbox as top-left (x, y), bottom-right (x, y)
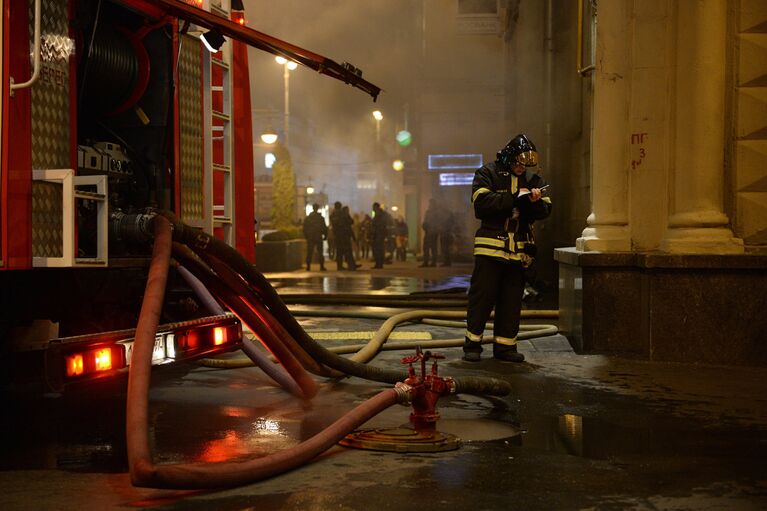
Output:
top-left (471, 161), bottom-right (552, 266)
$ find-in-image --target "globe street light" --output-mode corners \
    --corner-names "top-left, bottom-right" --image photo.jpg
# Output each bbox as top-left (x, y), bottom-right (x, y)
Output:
top-left (260, 129), bottom-right (278, 145)
top-left (372, 110), bottom-right (383, 142)
top-left (275, 56), bottom-right (297, 145)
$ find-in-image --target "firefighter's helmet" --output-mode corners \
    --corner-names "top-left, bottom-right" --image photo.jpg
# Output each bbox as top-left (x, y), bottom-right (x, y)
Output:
top-left (497, 134), bottom-right (539, 169)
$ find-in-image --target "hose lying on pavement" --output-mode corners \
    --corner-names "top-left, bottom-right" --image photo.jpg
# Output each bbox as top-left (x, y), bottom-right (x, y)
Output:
top-left (347, 310), bottom-right (558, 364)
top-left (127, 215), bottom-right (413, 488)
top-left (201, 324), bottom-right (560, 367)
top-left (161, 211), bottom-right (511, 397)
top-left (289, 308), bottom-right (558, 320)
top-left (122, 211), bottom-right (528, 489)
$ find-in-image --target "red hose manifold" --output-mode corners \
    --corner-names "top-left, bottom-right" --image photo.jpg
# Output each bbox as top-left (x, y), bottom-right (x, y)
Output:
top-left (398, 347), bottom-right (456, 432)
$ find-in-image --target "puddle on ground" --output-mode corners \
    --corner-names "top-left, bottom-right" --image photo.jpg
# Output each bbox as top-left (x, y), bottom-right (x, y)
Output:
top-left (269, 275), bottom-right (469, 295)
top-left (436, 418), bottom-right (522, 442)
top-left (5, 376), bottom-right (766, 474)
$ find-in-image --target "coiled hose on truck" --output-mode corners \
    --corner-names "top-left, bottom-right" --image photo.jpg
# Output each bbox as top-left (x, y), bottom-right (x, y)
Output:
top-left (121, 211), bottom-right (514, 488)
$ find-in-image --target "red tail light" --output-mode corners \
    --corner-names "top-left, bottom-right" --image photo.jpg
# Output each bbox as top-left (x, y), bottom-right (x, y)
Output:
top-left (63, 345), bottom-right (125, 380)
top-left (214, 327), bottom-right (226, 345)
top-left (94, 348), bottom-right (112, 371)
top-left (65, 354), bottom-right (84, 378)
top-left (171, 323), bottom-right (240, 357)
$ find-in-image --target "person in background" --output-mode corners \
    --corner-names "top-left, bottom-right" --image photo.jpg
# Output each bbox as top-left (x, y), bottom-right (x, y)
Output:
top-left (352, 212), bottom-right (363, 260)
top-left (384, 214), bottom-right (395, 264)
top-left (329, 202), bottom-right (345, 270)
top-left (463, 134), bottom-right (552, 363)
top-left (302, 203), bottom-right (327, 271)
top-left (339, 205), bottom-right (360, 270)
top-left (420, 198), bottom-right (439, 267)
top-left (437, 206), bottom-right (455, 267)
top-left (359, 214), bottom-right (372, 260)
top-left (327, 222), bottom-right (335, 261)
top-left (394, 216), bottom-right (409, 261)
top-left (370, 202), bottom-right (392, 269)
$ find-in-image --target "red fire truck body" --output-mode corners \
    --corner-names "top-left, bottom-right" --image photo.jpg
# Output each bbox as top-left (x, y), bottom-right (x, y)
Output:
top-left (0, 0), bottom-right (379, 392)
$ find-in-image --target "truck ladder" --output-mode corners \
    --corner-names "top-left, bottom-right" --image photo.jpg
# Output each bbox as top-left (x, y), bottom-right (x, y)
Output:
top-left (202, 1), bottom-right (234, 245)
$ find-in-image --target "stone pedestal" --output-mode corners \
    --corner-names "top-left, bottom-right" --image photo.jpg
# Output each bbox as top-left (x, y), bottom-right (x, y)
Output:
top-left (556, 247), bottom-right (767, 366)
top-left (255, 239), bottom-right (306, 272)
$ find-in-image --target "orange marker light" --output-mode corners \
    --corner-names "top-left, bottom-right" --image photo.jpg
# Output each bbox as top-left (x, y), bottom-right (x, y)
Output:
top-left (213, 327), bottom-right (226, 345)
top-left (66, 354), bottom-right (84, 377)
top-left (94, 348), bottom-right (112, 371)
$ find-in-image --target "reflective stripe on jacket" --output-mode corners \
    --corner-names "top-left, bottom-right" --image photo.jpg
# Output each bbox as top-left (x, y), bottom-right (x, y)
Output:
top-left (471, 161), bottom-right (552, 263)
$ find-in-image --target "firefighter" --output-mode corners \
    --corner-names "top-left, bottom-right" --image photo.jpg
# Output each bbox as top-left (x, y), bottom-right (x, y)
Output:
top-left (303, 203), bottom-right (328, 271)
top-left (463, 134), bottom-right (552, 362)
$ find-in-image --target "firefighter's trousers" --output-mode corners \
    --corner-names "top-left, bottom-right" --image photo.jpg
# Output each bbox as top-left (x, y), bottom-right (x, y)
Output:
top-left (465, 255), bottom-right (525, 351)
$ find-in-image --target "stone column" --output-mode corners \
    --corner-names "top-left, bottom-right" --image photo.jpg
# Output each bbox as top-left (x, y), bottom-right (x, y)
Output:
top-left (660, 0), bottom-right (743, 253)
top-left (577, 0), bottom-right (631, 252)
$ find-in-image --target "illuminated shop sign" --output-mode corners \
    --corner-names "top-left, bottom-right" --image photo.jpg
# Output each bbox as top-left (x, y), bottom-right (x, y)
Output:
top-left (428, 154), bottom-right (483, 170)
top-left (439, 173), bottom-right (474, 186)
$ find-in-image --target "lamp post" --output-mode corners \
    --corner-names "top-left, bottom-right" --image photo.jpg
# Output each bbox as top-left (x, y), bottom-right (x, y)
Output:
top-left (275, 56), bottom-right (297, 146)
top-left (372, 110), bottom-right (383, 143)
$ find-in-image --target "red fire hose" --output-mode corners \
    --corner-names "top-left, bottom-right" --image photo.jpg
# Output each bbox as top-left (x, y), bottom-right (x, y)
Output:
top-left (127, 215), bottom-right (406, 488)
top-left (171, 243), bottom-right (317, 399)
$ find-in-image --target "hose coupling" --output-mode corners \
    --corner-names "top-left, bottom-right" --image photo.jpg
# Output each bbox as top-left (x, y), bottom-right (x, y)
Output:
top-left (443, 376), bottom-right (457, 394)
top-left (394, 382), bottom-right (414, 405)
top-left (110, 210), bottom-right (158, 243)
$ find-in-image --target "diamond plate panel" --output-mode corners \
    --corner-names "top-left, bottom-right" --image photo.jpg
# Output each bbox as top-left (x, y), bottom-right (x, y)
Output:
top-left (30, 0), bottom-right (71, 170)
top-left (179, 34), bottom-right (204, 221)
top-left (32, 181), bottom-right (63, 257)
top-left (735, 11), bottom-right (767, 246)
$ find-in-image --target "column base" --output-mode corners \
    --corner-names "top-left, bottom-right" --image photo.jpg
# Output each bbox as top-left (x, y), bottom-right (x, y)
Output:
top-left (660, 227), bottom-right (744, 254)
top-left (555, 248), bottom-right (767, 366)
top-left (576, 225), bottom-right (631, 252)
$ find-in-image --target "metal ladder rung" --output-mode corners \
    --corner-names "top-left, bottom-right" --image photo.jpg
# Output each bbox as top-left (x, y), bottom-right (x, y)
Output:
top-left (212, 58), bottom-right (230, 70)
top-left (210, 5), bottom-right (230, 18)
top-left (212, 163), bottom-right (231, 172)
top-left (74, 191), bottom-right (106, 200)
top-left (75, 258), bottom-right (107, 265)
top-left (213, 215), bottom-right (232, 224)
top-left (212, 111), bottom-right (230, 122)
top-left (211, 86), bottom-right (224, 92)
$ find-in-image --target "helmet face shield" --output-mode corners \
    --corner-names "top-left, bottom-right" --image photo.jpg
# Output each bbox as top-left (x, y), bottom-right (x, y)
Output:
top-left (497, 133), bottom-right (538, 169)
top-left (516, 150), bottom-right (538, 167)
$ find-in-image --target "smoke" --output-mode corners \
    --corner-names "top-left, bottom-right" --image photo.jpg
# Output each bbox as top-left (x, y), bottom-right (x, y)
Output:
top-left (244, 0), bottom-right (417, 213)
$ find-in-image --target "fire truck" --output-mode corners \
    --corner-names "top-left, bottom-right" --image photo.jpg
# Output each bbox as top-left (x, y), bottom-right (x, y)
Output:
top-left (0, 0), bottom-right (379, 392)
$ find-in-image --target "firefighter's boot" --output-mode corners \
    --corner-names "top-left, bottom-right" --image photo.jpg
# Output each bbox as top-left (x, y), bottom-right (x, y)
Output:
top-left (493, 343), bottom-right (525, 363)
top-left (462, 337), bottom-right (482, 362)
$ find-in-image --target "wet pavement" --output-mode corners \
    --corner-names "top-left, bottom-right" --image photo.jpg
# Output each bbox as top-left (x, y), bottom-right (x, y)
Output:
top-left (2, 259), bottom-right (766, 510)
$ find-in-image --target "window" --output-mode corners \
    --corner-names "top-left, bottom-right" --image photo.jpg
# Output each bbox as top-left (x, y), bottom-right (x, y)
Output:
top-left (357, 179), bottom-right (377, 190)
top-left (264, 152), bottom-right (275, 169)
top-left (456, 0), bottom-right (499, 34)
top-left (458, 0), bottom-right (498, 15)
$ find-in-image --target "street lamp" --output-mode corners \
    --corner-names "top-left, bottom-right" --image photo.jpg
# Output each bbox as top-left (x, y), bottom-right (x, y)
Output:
top-left (260, 126), bottom-right (278, 145)
top-left (372, 110), bottom-right (383, 143)
top-left (275, 56), bottom-right (297, 145)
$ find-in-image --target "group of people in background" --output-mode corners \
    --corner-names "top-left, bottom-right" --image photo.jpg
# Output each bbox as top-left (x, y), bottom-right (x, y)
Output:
top-left (303, 201), bottom-right (410, 271)
top-left (306, 132), bottom-right (551, 368)
top-left (420, 198), bottom-right (456, 267)
top-left (303, 198), bottom-right (459, 271)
